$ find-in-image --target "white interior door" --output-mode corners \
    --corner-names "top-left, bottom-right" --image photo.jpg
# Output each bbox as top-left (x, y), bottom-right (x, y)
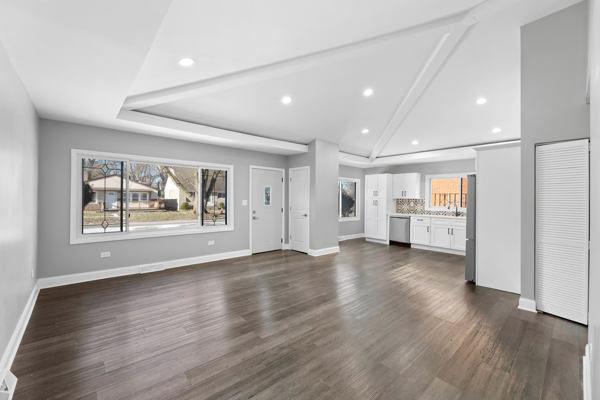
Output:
top-left (289, 167), bottom-right (310, 253)
top-left (251, 167), bottom-right (283, 254)
top-left (535, 139), bottom-right (589, 324)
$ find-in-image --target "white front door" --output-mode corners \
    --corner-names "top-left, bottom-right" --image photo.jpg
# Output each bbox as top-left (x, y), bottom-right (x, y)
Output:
top-left (251, 167), bottom-right (283, 254)
top-left (289, 167), bottom-right (310, 253)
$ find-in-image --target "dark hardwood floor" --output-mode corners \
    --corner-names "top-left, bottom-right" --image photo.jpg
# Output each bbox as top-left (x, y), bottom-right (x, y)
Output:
top-left (12, 240), bottom-right (587, 400)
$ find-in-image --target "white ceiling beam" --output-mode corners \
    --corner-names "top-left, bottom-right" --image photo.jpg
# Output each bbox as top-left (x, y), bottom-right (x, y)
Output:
top-left (117, 110), bottom-right (308, 155)
top-left (368, 0), bottom-right (525, 160)
top-left (122, 12), bottom-right (467, 110)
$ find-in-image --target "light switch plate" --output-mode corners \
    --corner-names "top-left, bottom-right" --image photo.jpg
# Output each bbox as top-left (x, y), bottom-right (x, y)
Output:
top-left (208, 240), bottom-right (215, 246)
top-left (100, 251), bottom-right (111, 258)
top-left (242, 200), bottom-right (248, 206)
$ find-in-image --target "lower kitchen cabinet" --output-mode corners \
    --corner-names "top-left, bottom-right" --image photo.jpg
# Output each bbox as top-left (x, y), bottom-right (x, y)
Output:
top-left (410, 217), bottom-right (430, 245)
top-left (409, 216), bottom-right (466, 252)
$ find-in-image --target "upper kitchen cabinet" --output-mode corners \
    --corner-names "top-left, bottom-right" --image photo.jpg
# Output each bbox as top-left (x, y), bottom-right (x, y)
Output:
top-left (392, 173), bottom-right (421, 199)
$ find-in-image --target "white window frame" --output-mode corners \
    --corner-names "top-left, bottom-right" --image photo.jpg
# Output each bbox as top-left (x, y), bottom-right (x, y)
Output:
top-left (425, 172), bottom-right (473, 211)
top-left (70, 149), bottom-right (234, 244)
top-left (338, 177), bottom-right (361, 222)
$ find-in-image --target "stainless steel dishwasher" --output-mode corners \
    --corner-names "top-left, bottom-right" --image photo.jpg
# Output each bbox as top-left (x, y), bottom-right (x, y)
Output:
top-left (389, 216), bottom-right (411, 246)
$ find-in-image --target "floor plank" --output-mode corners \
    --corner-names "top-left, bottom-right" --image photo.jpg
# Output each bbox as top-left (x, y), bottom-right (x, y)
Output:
top-left (11, 240), bottom-right (587, 399)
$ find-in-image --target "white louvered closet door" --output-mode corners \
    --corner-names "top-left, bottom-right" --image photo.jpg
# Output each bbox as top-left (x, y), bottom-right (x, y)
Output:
top-left (535, 139), bottom-right (589, 324)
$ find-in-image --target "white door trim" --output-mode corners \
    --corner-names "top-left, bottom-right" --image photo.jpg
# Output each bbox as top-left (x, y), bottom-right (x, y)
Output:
top-left (249, 165), bottom-right (285, 253)
top-left (288, 166), bottom-right (310, 253)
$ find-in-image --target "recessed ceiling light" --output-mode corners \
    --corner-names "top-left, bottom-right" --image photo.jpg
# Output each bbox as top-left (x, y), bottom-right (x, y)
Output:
top-left (281, 95), bottom-right (292, 105)
top-left (476, 97), bottom-right (487, 105)
top-left (492, 127), bottom-right (502, 133)
top-left (411, 139), bottom-right (419, 145)
top-left (178, 57), bottom-right (195, 67)
top-left (363, 88), bottom-right (374, 97)
top-left (361, 128), bottom-right (370, 135)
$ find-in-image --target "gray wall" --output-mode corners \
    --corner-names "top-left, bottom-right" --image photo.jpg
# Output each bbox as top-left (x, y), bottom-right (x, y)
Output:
top-left (366, 158), bottom-right (476, 193)
top-left (0, 41), bottom-right (38, 373)
top-left (37, 119), bottom-right (287, 278)
top-left (520, 2), bottom-right (590, 301)
top-left (588, 0), bottom-right (600, 395)
top-left (338, 165), bottom-right (365, 237)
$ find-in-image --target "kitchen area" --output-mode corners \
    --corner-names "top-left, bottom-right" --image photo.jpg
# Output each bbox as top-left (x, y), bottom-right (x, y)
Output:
top-left (364, 165), bottom-right (477, 281)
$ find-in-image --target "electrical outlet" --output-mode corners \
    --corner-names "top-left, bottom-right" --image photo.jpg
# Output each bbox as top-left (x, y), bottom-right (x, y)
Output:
top-left (242, 199), bottom-right (248, 206)
top-left (100, 251), bottom-right (111, 258)
top-left (208, 240), bottom-right (215, 246)
top-left (31, 268), bottom-right (35, 279)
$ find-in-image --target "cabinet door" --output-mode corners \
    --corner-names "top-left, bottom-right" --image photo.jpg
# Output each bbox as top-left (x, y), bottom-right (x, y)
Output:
top-left (411, 224), bottom-right (430, 245)
top-left (365, 198), bottom-right (378, 237)
top-left (365, 175), bottom-right (379, 197)
top-left (430, 224), bottom-right (452, 248)
top-left (392, 174), bottom-right (406, 199)
top-left (451, 224), bottom-right (466, 251)
top-left (404, 173), bottom-right (421, 198)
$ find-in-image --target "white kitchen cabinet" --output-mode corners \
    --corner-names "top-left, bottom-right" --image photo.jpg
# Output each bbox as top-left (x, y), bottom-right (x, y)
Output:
top-left (430, 220), bottom-right (452, 248)
top-left (410, 217), bottom-right (430, 245)
top-left (392, 173), bottom-right (421, 199)
top-left (451, 224), bottom-right (466, 251)
top-left (409, 216), bottom-right (466, 252)
top-left (365, 174), bottom-right (393, 241)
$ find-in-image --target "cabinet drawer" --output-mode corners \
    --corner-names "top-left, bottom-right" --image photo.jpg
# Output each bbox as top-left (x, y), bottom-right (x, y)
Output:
top-left (410, 216), bottom-right (430, 225)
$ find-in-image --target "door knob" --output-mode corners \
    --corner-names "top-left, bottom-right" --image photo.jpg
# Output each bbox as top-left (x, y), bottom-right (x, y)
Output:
top-left (252, 216), bottom-right (258, 220)
top-left (303, 213), bottom-right (308, 217)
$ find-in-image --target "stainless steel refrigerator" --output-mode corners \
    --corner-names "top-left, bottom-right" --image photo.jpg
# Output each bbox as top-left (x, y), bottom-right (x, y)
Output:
top-left (465, 174), bottom-right (476, 282)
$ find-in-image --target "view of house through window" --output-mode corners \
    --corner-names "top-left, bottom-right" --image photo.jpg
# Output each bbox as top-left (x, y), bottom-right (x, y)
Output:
top-left (82, 158), bottom-right (125, 234)
top-left (429, 175), bottom-right (469, 208)
top-left (127, 162), bottom-right (198, 231)
top-left (79, 154), bottom-right (231, 237)
top-left (338, 178), bottom-right (359, 219)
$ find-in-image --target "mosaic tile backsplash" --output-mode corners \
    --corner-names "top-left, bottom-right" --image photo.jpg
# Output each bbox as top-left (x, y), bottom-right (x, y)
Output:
top-left (395, 198), bottom-right (466, 217)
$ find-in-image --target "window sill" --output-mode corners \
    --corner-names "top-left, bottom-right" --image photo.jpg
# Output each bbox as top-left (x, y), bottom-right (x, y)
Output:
top-left (70, 224), bottom-right (234, 245)
top-left (338, 217), bottom-right (360, 222)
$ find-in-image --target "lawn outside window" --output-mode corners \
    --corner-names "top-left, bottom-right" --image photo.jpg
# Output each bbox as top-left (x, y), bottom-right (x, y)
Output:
top-left (71, 149), bottom-right (234, 244)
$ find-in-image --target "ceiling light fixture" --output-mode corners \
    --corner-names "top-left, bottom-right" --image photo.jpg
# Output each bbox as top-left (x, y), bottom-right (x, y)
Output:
top-left (361, 128), bottom-right (370, 135)
top-left (476, 97), bottom-right (487, 105)
top-left (411, 139), bottom-right (419, 145)
top-left (178, 57), bottom-right (195, 67)
top-left (281, 95), bottom-right (292, 105)
top-left (492, 127), bottom-right (502, 133)
top-left (363, 88), bottom-right (374, 97)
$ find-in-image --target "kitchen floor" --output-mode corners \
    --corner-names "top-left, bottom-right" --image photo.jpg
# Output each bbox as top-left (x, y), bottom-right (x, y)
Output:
top-left (12, 240), bottom-right (587, 399)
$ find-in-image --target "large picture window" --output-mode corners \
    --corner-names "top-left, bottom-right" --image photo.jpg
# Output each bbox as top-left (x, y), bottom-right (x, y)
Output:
top-left (426, 173), bottom-right (470, 210)
top-left (72, 150), bottom-right (233, 244)
top-left (338, 177), bottom-right (360, 221)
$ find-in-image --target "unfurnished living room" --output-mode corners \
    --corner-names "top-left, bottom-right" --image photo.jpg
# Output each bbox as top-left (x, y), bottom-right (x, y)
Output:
top-left (1, 0), bottom-right (599, 399)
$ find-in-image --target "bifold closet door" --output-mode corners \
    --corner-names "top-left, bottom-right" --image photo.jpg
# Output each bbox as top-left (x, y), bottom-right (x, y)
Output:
top-left (535, 139), bottom-right (589, 324)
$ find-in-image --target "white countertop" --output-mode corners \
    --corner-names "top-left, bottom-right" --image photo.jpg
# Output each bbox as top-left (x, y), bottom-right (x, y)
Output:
top-left (389, 213), bottom-right (466, 220)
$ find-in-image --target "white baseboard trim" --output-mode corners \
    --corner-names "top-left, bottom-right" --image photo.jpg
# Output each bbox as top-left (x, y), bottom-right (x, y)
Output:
top-left (517, 297), bottom-right (537, 313)
top-left (583, 344), bottom-right (592, 400)
top-left (411, 244), bottom-right (465, 255)
top-left (308, 246), bottom-right (340, 257)
top-left (0, 284), bottom-right (39, 393)
top-left (365, 237), bottom-right (389, 245)
top-left (38, 249), bottom-right (252, 289)
top-left (281, 243), bottom-right (291, 250)
top-left (338, 233), bottom-right (365, 241)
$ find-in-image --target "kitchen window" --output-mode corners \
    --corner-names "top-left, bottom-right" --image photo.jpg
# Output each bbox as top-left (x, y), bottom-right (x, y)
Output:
top-left (72, 149), bottom-right (234, 244)
top-left (338, 177), bottom-right (360, 221)
top-left (425, 173), bottom-right (470, 210)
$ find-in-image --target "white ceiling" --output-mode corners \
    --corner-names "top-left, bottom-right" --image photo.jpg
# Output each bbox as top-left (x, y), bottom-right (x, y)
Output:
top-left (0, 0), bottom-right (583, 163)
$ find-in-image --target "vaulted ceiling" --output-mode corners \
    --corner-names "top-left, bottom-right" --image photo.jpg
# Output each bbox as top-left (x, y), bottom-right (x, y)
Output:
top-left (0, 0), bottom-right (582, 163)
